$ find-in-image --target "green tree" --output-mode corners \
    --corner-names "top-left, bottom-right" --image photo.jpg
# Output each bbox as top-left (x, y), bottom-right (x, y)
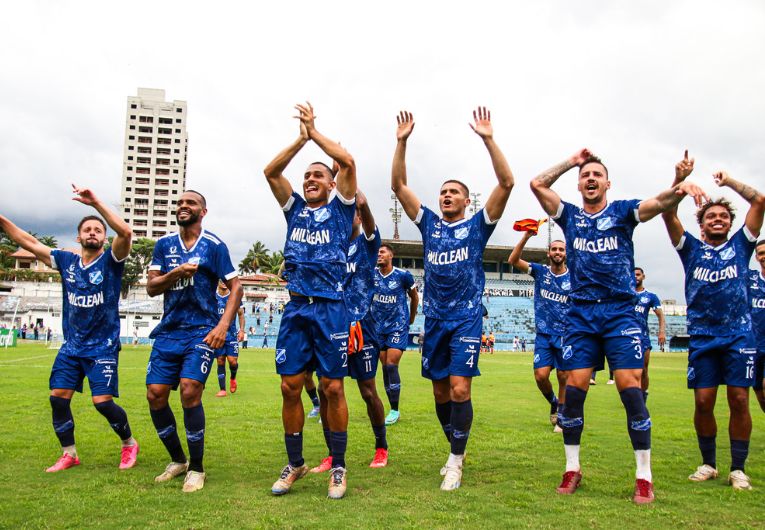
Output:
top-left (38, 235), bottom-right (58, 248)
top-left (258, 250), bottom-right (284, 275)
top-left (239, 241), bottom-right (269, 274)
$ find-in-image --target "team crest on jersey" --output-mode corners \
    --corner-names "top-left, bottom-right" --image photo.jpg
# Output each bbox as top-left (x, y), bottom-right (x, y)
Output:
top-left (719, 247), bottom-right (736, 261)
top-left (596, 217), bottom-right (614, 231)
top-left (640, 296), bottom-right (649, 304)
top-left (349, 243), bottom-right (357, 256)
top-left (188, 256), bottom-right (201, 265)
top-left (89, 270), bottom-right (103, 285)
top-left (561, 281), bottom-right (571, 290)
top-left (313, 208), bottom-right (331, 223)
top-left (562, 345), bottom-right (572, 360)
top-left (388, 280), bottom-right (398, 289)
top-left (454, 226), bottom-right (470, 240)
top-left (275, 349), bottom-right (287, 364)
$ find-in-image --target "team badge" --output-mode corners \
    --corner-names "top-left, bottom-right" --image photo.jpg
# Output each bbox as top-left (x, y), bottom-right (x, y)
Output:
top-left (349, 243), bottom-right (357, 256)
top-left (454, 226), bottom-right (470, 240)
top-left (719, 247), bottom-right (736, 261)
top-left (89, 270), bottom-right (103, 285)
top-left (388, 280), bottom-right (398, 289)
top-left (275, 349), bottom-right (287, 364)
top-left (561, 281), bottom-right (571, 290)
top-left (188, 256), bottom-right (201, 265)
top-left (687, 367), bottom-right (695, 381)
top-left (562, 345), bottom-right (573, 360)
top-left (313, 208), bottom-right (331, 223)
top-left (533, 354), bottom-right (540, 363)
top-left (640, 296), bottom-right (649, 304)
top-left (596, 217), bottom-right (614, 231)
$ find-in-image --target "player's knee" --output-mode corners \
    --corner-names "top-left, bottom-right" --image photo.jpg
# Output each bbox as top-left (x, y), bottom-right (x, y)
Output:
top-left (694, 394), bottom-right (716, 414)
top-left (280, 379), bottom-right (302, 401)
top-left (450, 385), bottom-right (470, 402)
top-left (179, 380), bottom-right (203, 403)
top-left (146, 387), bottom-right (168, 408)
top-left (228, 360), bottom-right (238, 369)
top-left (728, 390), bottom-right (750, 413)
top-left (216, 357), bottom-right (225, 366)
top-left (322, 379), bottom-right (345, 401)
top-left (534, 370), bottom-right (548, 384)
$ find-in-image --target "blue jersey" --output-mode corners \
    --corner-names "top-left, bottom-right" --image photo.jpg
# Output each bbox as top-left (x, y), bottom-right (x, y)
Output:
top-left (149, 230), bottom-right (237, 338)
top-left (372, 267), bottom-right (416, 335)
top-left (553, 200), bottom-right (642, 302)
top-left (281, 192), bottom-right (356, 300)
top-left (676, 227), bottom-right (756, 336)
top-left (634, 289), bottom-right (661, 338)
top-left (51, 249), bottom-right (124, 356)
top-left (528, 262), bottom-right (571, 336)
top-left (343, 228), bottom-right (381, 321)
top-left (415, 206), bottom-right (496, 320)
top-left (216, 292), bottom-right (244, 341)
top-left (748, 269), bottom-right (765, 350)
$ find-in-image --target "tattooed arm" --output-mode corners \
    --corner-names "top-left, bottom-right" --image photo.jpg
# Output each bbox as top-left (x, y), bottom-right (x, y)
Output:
top-left (530, 148), bottom-right (592, 216)
top-left (714, 171), bottom-right (765, 236)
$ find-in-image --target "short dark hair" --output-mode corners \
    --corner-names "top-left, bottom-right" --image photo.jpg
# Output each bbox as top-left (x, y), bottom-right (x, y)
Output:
top-left (380, 244), bottom-right (394, 256)
top-left (635, 267), bottom-right (644, 274)
top-left (184, 189), bottom-right (207, 207)
top-left (441, 179), bottom-right (469, 197)
top-left (579, 156), bottom-right (608, 178)
top-left (77, 215), bottom-right (106, 233)
top-left (756, 240), bottom-right (765, 250)
top-left (696, 198), bottom-right (735, 226)
top-left (309, 161), bottom-right (336, 179)
top-left (549, 239), bottom-right (565, 247)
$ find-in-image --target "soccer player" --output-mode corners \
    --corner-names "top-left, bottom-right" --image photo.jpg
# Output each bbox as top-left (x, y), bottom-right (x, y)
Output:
top-left (312, 190), bottom-right (389, 472)
top-left (630, 267), bottom-right (666, 397)
top-left (0, 185), bottom-right (139, 472)
top-left (145, 190), bottom-right (242, 493)
top-left (304, 371), bottom-right (321, 418)
top-left (530, 148), bottom-right (707, 504)
top-left (662, 151), bottom-right (764, 491)
top-left (507, 229), bottom-right (570, 433)
top-left (751, 241), bottom-right (765, 413)
top-left (371, 243), bottom-right (418, 425)
top-left (391, 107), bottom-right (514, 490)
top-left (264, 102), bottom-right (356, 499)
top-left (214, 281), bottom-right (246, 397)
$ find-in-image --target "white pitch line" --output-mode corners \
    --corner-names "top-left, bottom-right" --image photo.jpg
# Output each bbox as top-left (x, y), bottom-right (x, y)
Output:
top-left (0, 352), bottom-right (57, 364)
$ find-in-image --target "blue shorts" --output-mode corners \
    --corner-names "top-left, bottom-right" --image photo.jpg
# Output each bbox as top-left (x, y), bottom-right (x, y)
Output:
top-left (348, 315), bottom-right (379, 381)
top-left (561, 299), bottom-right (644, 371)
top-left (687, 334), bottom-right (757, 389)
top-left (275, 297), bottom-right (349, 380)
top-left (754, 350), bottom-right (764, 391)
top-left (641, 335), bottom-right (653, 353)
top-left (421, 314), bottom-right (482, 380)
top-left (50, 345), bottom-right (120, 397)
top-left (215, 340), bottom-right (239, 358)
top-left (146, 328), bottom-right (215, 387)
top-left (378, 327), bottom-right (409, 351)
top-left (533, 333), bottom-right (563, 370)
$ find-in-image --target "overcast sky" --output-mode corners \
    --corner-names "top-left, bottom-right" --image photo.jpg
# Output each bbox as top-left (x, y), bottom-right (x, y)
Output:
top-left (1, 1), bottom-right (763, 302)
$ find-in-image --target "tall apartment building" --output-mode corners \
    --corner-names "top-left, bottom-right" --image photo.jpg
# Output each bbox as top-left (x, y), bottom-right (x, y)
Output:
top-left (120, 88), bottom-right (188, 239)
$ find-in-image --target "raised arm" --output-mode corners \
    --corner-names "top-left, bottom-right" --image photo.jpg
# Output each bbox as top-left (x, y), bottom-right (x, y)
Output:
top-left (263, 117), bottom-right (308, 207)
top-left (356, 189), bottom-right (376, 237)
top-left (408, 286), bottom-right (419, 326)
top-left (654, 306), bottom-right (666, 349)
top-left (0, 214), bottom-right (52, 267)
top-left (507, 230), bottom-right (533, 274)
top-left (391, 111), bottom-right (422, 221)
top-left (660, 151), bottom-right (696, 247)
top-left (295, 102), bottom-right (356, 200)
top-left (714, 171), bottom-right (765, 237)
top-left (71, 184), bottom-right (132, 260)
top-left (530, 149), bottom-right (592, 216)
top-left (470, 107), bottom-right (514, 222)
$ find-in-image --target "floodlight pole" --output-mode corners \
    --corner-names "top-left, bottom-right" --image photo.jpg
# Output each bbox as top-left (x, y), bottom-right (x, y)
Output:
top-left (390, 194), bottom-right (401, 240)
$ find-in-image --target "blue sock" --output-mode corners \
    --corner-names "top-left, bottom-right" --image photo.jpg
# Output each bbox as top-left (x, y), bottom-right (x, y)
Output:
top-left (372, 424), bottom-right (387, 450)
top-left (450, 399), bottom-right (473, 455)
top-left (643, 390), bottom-right (649, 403)
top-left (382, 366), bottom-right (391, 402)
top-left (544, 390), bottom-right (557, 405)
top-left (183, 404), bottom-right (205, 472)
top-left (730, 439), bottom-right (749, 472)
top-left (307, 387), bottom-right (320, 408)
top-left (50, 396), bottom-right (75, 447)
top-left (150, 405), bottom-right (186, 463)
top-left (229, 361), bottom-right (238, 381)
top-left (217, 363), bottom-right (226, 391)
top-left (285, 432), bottom-right (304, 467)
top-left (697, 435), bottom-right (716, 468)
top-left (94, 400), bottom-right (132, 441)
top-left (435, 400), bottom-right (452, 442)
top-left (386, 365), bottom-right (401, 411)
top-left (560, 386), bottom-right (586, 446)
top-left (322, 427), bottom-right (332, 455)
top-left (330, 431), bottom-right (348, 469)
top-left (619, 387), bottom-right (651, 450)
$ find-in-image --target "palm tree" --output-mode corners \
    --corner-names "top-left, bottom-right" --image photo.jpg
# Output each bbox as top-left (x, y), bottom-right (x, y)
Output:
top-left (239, 241), bottom-right (269, 274)
top-left (259, 251), bottom-right (284, 275)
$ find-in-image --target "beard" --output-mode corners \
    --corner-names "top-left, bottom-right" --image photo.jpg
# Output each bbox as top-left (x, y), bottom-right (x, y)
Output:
top-left (176, 211), bottom-right (200, 227)
top-left (81, 239), bottom-right (104, 250)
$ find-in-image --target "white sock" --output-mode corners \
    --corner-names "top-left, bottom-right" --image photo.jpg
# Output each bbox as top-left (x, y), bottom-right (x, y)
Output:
top-left (564, 444), bottom-right (580, 472)
top-left (447, 453), bottom-right (464, 468)
top-left (62, 445), bottom-right (77, 458)
top-left (635, 449), bottom-right (652, 481)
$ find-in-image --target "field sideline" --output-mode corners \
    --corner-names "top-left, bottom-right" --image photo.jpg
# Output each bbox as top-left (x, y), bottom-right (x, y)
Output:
top-left (0, 344), bottom-right (763, 529)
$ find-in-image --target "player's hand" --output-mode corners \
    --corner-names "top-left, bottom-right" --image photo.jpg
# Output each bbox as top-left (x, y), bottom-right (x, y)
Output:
top-left (675, 180), bottom-right (709, 208)
top-left (396, 111), bottom-right (415, 141)
top-left (675, 150), bottom-right (694, 181)
top-left (469, 106), bottom-right (493, 139)
top-left (658, 332), bottom-right (666, 347)
top-left (237, 329), bottom-right (245, 342)
top-left (294, 101), bottom-right (316, 136)
top-left (175, 263), bottom-right (198, 279)
top-left (713, 171), bottom-right (730, 188)
top-left (570, 148), bottom-right (594, 166)
top-left (71, 184), bottom-right (99, 206)
top-left (204, 324), bottom-right (227, 350)
top-left (298, 119), bottom-right (309, 141)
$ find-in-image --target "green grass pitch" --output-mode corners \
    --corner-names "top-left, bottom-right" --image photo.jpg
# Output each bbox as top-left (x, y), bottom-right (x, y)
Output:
top-left (0, 343), bottom-right (763, 529)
